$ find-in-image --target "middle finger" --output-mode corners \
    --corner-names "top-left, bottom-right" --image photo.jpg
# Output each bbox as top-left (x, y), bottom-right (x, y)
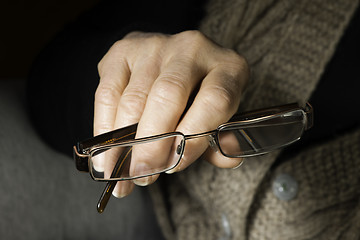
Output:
top-left (131, 57), bottom-right (206, 185)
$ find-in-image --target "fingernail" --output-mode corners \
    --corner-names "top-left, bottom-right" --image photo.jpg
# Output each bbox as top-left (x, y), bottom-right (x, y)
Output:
top-left (165, 157), bottom-right (181, 174)
top-left (112, 190), bottom-right (125, 198)
top-left (166, 152), bottom-right (184, 174)
top-left (112, 184), bottom-right (128, 198)
top-left (231, 159), bottom-right (244, 169)
top-left (133, 176), bottom-right (153, 186)
top-left (92, 156), bottom-right (105, 172)
top-left (165, 167), bottom-right (178, 174)
top-left (93, 164), bottom-right (104, 172)
top-left (132, 162), bottom-right (152, 186)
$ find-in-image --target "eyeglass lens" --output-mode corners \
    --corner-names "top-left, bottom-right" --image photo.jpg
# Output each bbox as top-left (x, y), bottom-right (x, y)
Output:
top-left (90, 134), bottom-right (184, 181)
top-left (218, 109), bottom-right (306, 157)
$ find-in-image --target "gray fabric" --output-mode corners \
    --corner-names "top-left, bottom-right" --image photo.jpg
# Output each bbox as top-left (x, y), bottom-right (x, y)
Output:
top-left (0, 79), bottom-right (163, 240)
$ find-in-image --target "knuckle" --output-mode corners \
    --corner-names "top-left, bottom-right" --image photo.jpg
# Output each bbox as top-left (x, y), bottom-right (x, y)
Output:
top-left (97, 59), bottom-right (104, 75)
top-left (106, 40), bottom-right (133, 62)
top-left (97, 40), bottom-right (131, 76)
top-left (171, 30), bottom-right (208, 59)
top-left (158, 73), bottom-right (188, 94)
top-left (214, 51), bottom-right (250, 92)
top-left (147, 33), bottom-right (168, 44)
top-left (95, 83), bottom-right (121, 107)
top-left (119, 89), bottom-right (148, 116)
top-left (123, 31), bottom-right (143, 39)
top-left (221, 50), bottom-right (250, 78)
top-left (111, 39), bottom-right (131, 51)
top-left (152, 75), bottom-right (188, 108)
top-left (178, 30), bottom-right (207, 44)
top-left (125, 32), bottom-right (168, 49)
top-left (202, 84), bottom-right (237, 115)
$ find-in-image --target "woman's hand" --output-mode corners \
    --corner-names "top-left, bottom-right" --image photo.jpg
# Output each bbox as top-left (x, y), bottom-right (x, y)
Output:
top-left (94, 30), bottom-right (250, 198)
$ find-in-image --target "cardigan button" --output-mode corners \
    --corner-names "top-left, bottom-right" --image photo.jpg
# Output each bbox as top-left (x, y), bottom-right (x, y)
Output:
top-left (219, 214), bottom-right (232, 240)
top-left (272, 173), bottom-right (298, 201)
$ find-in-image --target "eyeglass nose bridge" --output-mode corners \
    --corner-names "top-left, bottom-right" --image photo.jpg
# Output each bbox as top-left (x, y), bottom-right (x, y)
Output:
top-left (185, 131), bottom-right (219, 152)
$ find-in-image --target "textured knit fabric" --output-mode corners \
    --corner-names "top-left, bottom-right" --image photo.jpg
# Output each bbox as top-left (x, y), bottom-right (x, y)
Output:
top-left (149, 0), bottom-right (360, 239)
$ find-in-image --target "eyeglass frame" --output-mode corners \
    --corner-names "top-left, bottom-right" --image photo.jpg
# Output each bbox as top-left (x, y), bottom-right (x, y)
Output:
top-left (73, 102), bottom-right (313, 213)
top-left (73, 102), bottom-right (313, 181)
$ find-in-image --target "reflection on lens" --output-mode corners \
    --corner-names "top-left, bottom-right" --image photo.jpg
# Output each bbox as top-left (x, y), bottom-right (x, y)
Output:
top-left (218, 110), bottom-right (305, 157)
top-left (89, 134), bottom-right (184, 181)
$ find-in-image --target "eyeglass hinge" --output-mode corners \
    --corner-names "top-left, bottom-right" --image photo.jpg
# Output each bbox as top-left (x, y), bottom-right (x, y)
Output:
top-left (73, 145), bottom-right (90, 172)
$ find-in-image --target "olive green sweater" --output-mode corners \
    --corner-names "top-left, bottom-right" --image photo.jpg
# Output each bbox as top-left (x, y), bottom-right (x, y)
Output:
top-left (150, 0), bottom-right (360, 239)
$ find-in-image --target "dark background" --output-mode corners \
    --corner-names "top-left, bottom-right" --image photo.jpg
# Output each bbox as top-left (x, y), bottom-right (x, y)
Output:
top-left (0, 0), bottom-right (101, 79)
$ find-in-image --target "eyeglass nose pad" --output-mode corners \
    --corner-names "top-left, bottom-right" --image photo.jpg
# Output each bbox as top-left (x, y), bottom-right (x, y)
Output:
top-left (176, 139), bottom-right (185, 155)
top-left (207, 134), bottom-right (219, 152)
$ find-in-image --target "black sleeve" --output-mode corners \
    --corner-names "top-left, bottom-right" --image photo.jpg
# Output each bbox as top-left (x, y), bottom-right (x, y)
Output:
top-left (27, 0), bottom-right (206, 157)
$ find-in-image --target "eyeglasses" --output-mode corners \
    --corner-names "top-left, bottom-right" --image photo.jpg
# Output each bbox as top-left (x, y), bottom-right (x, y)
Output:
top-left (73, 102), bottom-right (313, 213)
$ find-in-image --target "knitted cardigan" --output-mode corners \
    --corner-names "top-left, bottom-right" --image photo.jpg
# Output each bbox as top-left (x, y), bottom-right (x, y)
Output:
top-left (149, 0), bottom-right (360, 239)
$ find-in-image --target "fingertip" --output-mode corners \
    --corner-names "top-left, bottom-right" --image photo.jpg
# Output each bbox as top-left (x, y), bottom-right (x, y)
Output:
top-left (132, 174), bottom-right (158, 186)
top-left (112, 191), bottom-right (123, 198)
top-left (92, 154), bottom-right (105, 173)
top-left (204, 149), bottom-right (243, 169)
top-left (231, 159), bottom-right (244, 169)
top-left (112, 181), bottom-right (134, 198)
top-left (93, 164), bottom-right (105, 173)
top-left (165, 164), bottom-right (181, 174)
top-left (165, 168), bottom-right (177, 174)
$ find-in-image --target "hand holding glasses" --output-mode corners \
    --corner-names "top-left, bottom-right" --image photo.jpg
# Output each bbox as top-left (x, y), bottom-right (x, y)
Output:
top-left (73, 102), bottom-right (313, 213)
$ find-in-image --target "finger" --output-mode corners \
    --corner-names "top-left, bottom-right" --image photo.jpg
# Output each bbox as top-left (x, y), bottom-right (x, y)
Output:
top-left (104, 56), bottom-right (161, 188)
top-left (102, 58), bottom-right (159, 182)
top-left (94, 43), bottom-right (131, 136)
top-left (93, 45), bottom-right (131, 171)
top-left (112, 181), bottom-right (135, 198)
top-left (112, 54), bottom-right (161, 129)
top-left (130, 58), bottom-right (205, 185)
top-left (203, 148), bottom-right (244, 169)
top-left (137, 57), bottom-right (205, 136)
top-left (205, 119), bottom-right (245, 168)
top-left (130, 133), bottom-right (181, 186)
top-left (170, 60), bottom-right (248, 172)
top-left (132, 174), bottom-right (159, 187)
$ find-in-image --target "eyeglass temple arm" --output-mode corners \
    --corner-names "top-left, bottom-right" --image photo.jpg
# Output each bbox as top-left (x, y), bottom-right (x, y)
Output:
top-left (97, 146), bottom-right (132, 213)
top-left (73, 123), bottom-right (138, 172)
top-left (237, 129), bottom-right (261, 152)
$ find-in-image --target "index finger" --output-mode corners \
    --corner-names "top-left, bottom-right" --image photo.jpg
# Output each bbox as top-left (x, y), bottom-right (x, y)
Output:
top-left (93, 49), bottom-right (131, 170)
